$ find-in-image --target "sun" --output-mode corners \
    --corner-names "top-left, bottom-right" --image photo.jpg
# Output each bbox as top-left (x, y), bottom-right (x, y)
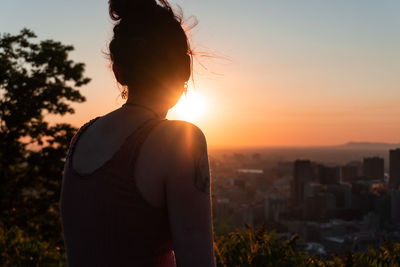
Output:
top-left (168, 90), bottom-right (207, 123)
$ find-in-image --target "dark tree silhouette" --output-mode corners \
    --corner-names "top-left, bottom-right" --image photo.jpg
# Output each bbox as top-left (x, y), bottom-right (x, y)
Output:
top-left (0, 28), bottom-right (89, 258)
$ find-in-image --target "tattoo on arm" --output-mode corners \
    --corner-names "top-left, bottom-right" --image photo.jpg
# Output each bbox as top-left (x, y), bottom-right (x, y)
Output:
top-left (193, 140), bottom-right (210, 194)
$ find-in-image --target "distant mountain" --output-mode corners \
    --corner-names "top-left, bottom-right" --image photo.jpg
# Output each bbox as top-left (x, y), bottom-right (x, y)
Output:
top-left (210, 141), bottom-right (400, 168)
top-left (336, 142), bottom-right (400, 150)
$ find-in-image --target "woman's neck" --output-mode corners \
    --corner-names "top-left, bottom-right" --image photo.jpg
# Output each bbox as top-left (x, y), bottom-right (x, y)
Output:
top-left (125, 95), bottom-right (168, 119)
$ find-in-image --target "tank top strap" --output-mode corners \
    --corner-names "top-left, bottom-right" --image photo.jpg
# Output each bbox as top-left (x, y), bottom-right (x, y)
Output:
top-left (126, 118), bottom-right (167, 176)
top-left (67, 116), bottom-right (101, 162)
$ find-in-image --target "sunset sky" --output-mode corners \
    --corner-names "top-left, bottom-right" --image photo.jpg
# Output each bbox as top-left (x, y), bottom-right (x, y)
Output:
top-left (2, 0), bottom-right (399, 147)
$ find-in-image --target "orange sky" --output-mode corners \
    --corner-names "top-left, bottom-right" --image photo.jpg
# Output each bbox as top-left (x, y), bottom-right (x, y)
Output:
top-left (3, 0), bottom-right (400, 147)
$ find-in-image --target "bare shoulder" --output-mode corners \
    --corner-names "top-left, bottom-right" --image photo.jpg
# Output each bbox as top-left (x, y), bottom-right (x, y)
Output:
top-left (159, 123), bottom-right (214, 267)
top-left (156, 120), bottom-right (210, 194)
top-left (156, 120), bottom-right (207, 149)
top-left (158, 120), bottom-right (206, 138)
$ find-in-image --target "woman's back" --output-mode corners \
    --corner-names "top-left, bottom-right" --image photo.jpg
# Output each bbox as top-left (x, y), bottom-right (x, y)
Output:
top-left (61, 109), bottom-right (175, 266)
top-left (61, 105), bottom-right (215, 266)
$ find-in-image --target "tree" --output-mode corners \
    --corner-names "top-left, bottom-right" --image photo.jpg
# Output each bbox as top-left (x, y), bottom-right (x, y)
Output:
top-left (0, 28), bottom-right (89, 252)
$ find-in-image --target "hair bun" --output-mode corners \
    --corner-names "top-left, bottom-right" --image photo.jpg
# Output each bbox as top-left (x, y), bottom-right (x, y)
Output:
top-left (108, 0), bottom-right (191, 88)
top-left (109, 0), bottom-right (159, 21)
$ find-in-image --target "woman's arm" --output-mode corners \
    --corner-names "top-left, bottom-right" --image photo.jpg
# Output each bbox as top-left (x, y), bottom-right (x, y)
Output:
top-left (163, 121), bottom-right (215, 267)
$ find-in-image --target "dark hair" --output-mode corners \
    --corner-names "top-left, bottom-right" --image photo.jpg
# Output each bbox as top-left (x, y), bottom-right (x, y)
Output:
top-left (108, 0), bottom-right (192, 92)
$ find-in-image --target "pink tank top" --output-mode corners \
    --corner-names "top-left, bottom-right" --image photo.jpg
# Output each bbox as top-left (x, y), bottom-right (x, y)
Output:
top-left (60, 117), bottom-right (175, 267)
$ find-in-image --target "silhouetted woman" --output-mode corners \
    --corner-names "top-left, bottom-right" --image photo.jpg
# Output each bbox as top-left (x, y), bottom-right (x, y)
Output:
top-left (60, 0), bottom-right (215, 266)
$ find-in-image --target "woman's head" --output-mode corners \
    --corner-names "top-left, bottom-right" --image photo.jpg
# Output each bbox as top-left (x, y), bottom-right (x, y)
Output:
top-left (109, 0), bottom-right (192, 108)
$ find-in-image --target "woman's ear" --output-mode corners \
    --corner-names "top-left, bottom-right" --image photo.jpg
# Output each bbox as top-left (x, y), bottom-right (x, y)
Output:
top-left (182, 55), bottom-right (191, 81)
top-left (112, 64), bottom-right (125, 85)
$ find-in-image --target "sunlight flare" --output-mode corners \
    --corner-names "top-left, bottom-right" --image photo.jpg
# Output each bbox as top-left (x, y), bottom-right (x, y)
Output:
top-left (168, 90), bottom-right (207, 123)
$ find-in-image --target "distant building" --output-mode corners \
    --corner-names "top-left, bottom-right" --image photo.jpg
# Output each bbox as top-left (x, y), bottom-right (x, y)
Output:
top-left (391, 189), bottom-right (400, 225)
top-left (363, 157), bottom-right (384, 180)
top-left (233, 179), bottom-right (246, 190)
top-left (304, 182), bottom-right (322, 198)
top-left (351, 181), bottom-right (374, 216)
top-left (213, 198), bottom-right (231, 219)
top-left (327, 183), bottom-right (352, 209)
top-left (303, 193), bottom-right (336, 221)
top-left (390, 149), bottom-right (400, 189)
top-left (341, 164), bottom-right (359, 182)
top-left (318, 165), bottom-right (340, 184)
top-left (293, 160), bottom-right (315, 201)
top-left (265, 195), bottom-right (287, 222)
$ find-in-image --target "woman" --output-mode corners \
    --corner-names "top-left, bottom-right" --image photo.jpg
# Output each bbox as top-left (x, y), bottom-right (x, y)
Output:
top-left (60, 0), bottom-right (215, 266)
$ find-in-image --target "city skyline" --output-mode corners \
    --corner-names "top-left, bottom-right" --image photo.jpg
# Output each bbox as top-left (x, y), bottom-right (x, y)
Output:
top-left (211, 144), bottom-right (400, 255)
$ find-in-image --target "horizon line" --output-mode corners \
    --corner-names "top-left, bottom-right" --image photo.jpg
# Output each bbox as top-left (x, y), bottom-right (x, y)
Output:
top-left (208, 141), bottom-right (400, 150)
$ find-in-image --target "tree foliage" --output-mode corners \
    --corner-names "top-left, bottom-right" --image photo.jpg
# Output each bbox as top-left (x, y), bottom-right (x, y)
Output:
top-left (214, 225), bottom-right (400, 267)
top-left (0, 224), bottom-right (65, 266)
top-left (214, 225), bottom-right (310, 267)
top-left (0, 28), bottom-right (89, 255)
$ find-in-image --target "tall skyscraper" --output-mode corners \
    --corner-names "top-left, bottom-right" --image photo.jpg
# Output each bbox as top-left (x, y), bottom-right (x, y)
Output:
top-left (293, 160), bottom-right (315, 201)
top-left (390, 149), bottom-right (400, 189)
top-left (363, 157), bottom-right (384, 180)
